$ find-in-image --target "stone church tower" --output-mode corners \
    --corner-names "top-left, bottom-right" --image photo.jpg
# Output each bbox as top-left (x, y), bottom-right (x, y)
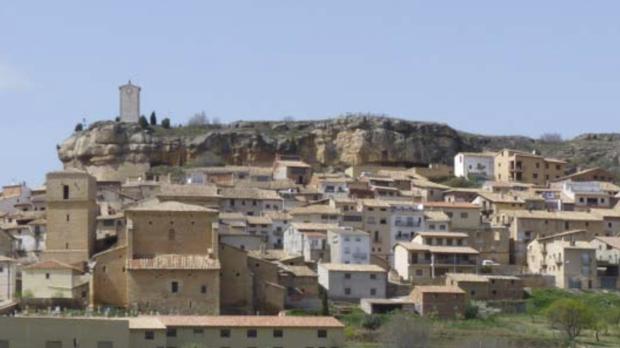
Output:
top-left (119, 81), bottom-right (141, 123)
top-left (42, 169), bottom-right (97, 267)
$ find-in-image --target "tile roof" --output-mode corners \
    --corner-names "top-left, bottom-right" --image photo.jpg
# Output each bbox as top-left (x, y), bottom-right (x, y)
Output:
top-left (220, 188), bottom-right (282, 200)
top-left (0, 256), bottom-right (16, 263)
top-left (396, 242), bottom-right (479, 255)
top-left (246, 216), bottom-right (272, 225)
top-left (154, 315), bottom-right (344, 328)
top-left (247, 249), bottom-right (299, 262)
top-left (595, 236), bottom-right (620, 250)
top-left (263, 211), bottom-right (293, 220)
top-left (289, 205), bottom-right (340, 215)
top-left (280, 265), bottom-right (317, 277)
top-left (128, 200), bottom-right (216, 213)
top-left (23, 260), bottom-right (83, 273)
top-left (416, 231), bottom-right (469, 238)
top-left (411, 179), bottom-right (450, 190)
top-left (423, 211), bottom-right (450, 221)
top-left (421, 202), bottom-right (481, 209)
top-left (504, 210), bottom-right (603, 221)
top-left (445, 273), bottom-right (489, 283)
top-left (159, 184), bottom-right (220, 197)
top-left (319, 263), bottom-right (385, 272)
top-left (275, 160), bottom-right (311, 168)
top-left (128, 254), bottom-right (220, 270)
top-left (413, 285), bottom-right (465, 294)
top-left (290, 222), bottom-right (339, 231)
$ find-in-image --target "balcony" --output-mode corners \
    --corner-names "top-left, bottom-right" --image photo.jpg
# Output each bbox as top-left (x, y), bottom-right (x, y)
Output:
top-left (395, 221), bottom-right (421, 227)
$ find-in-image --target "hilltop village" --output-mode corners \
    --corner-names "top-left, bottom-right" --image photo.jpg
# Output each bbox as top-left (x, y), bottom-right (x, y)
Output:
top-left (2, 83), bottom-right (620, 347)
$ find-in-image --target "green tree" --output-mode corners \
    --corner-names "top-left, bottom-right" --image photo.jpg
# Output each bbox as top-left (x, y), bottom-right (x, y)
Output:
top-left (139, 115), bottom-right (149, 129)
top-left (150, 111), bottom-right (157, 126)
top-left (161, 118), bottom-right (171, 129)
top-left (74, 123), bottom-right (84, 132)
top-left (545, 298), bottom-right (594, 343)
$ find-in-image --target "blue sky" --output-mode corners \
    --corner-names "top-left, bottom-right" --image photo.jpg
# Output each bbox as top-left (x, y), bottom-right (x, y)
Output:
top-left (1, 1), bottom-right (619, 186)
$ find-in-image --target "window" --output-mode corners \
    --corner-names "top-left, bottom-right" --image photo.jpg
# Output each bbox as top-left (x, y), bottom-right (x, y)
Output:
top-left (460, 212), bottom-right (468, 219)
top-left (247, 329), bottom-right (257, 338)
top-left (318, 329), bottom-right (328, 338)
top-left (63, 185), bottom-right (70, 200)
top-left (166, 328), bottom-right (177, 337)
top-left (97, 342), bottom-right (113, 348)
top-left (66, 214), bottom-right (70, 222)
top-left (370, 274), bottom-right (377, 280)
top-left (344, 273), bottom-right (351, 279)
top-left (370, 288), bottom-right (376, 296)
top-left (273, 329), bottom-right (283, 338)
top-left (171, 281), bottom-right (179, 293)
top-left (344, 288), bottom-right (351, 295)
top-left (193, 328), bottom-right (204, 334)
top-left (144, 331), bottom-right (154, 340)
top-left (46, 273), bottom-right (50, 279)
top-left (220, 329), bottom-right (231, 337)
top-left (201, 285), bottom-right (207, 294)
top-left (415, 269), bottom-right (423, 276)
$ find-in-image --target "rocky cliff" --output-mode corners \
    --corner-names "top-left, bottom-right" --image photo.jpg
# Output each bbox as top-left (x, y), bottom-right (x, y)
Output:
top-left (57, 115), bottom-right (620, 181)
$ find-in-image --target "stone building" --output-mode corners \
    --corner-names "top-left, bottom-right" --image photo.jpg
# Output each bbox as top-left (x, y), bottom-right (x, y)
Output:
top-left (43, 169), bottom-right (97, 267)
top-left (410, 285), bottom-right (465, 319)
top-left (119, 81), bottom-right (141, 123)
top-left (93, 200), bottom-right (220, 314)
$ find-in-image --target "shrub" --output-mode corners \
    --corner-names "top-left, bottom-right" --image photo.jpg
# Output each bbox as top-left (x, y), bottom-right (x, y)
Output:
top-left (361, 314), bottom-right (383, 330)
top-left (161, 118), bottom-right (171, 129)
top-left (74, 123), bottom-right (83, 132)
top-left (464, 303), bottom-right (479, 320)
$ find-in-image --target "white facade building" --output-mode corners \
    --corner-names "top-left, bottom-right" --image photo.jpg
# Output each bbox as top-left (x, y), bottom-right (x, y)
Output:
top-left (318, 263), bottom-right (387, 301)
top-left (454, 152), bottom-right (495, 179)
top-left (327, 227), bottom-right (370, 264)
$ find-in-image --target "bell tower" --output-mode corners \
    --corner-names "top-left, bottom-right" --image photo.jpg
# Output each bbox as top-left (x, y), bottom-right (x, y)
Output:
top-left (119, 80), bottom-right (141, 123)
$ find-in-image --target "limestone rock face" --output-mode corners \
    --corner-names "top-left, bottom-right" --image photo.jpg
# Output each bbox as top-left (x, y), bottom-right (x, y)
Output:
top-left (57, 116), bottom-right (620, 181)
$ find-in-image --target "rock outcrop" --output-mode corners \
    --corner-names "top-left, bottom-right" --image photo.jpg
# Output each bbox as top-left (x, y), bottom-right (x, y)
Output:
top-left (57, 115), bottom-right (620, 181)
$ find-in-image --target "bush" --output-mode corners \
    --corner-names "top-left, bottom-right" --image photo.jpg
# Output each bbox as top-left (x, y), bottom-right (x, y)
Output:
top-left (464, 303), bottom-right (479, 319)
top-left (74, 123), bottom-right (84, 132)
top-left (161, 118), bottom-right (171, 129)
top-left (361, 314), bottom-right (383, 330)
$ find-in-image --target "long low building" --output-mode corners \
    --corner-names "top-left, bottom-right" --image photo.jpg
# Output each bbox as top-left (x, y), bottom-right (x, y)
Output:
top-left (0, 315), bottom-right (345, 348)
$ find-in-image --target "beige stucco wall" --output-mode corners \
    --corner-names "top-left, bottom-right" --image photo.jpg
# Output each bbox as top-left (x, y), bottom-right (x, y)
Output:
top-left (160, 326), bottom-right (344, 348)
top-left (0, 317), bottom-right (130, 348)
top-left (22, 269), bottom-right (76, 298)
